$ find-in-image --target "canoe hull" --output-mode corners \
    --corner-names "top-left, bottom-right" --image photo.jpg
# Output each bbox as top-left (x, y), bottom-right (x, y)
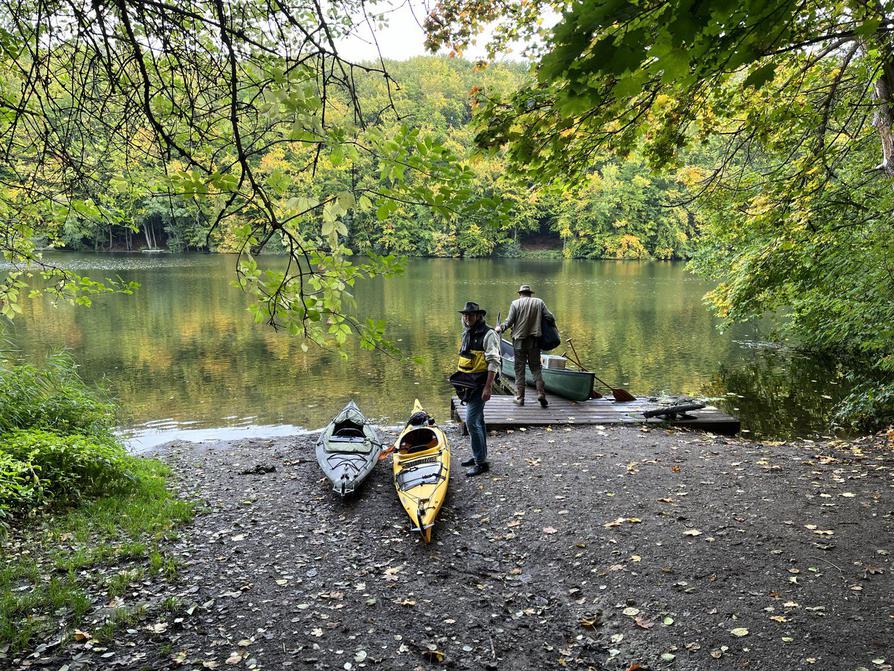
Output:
top-left (392, 400), bottom-right (450, 543)
top-left (499, 339), bottom-right (595, 401)
top-left (316, 401), bottom-right (382, 496)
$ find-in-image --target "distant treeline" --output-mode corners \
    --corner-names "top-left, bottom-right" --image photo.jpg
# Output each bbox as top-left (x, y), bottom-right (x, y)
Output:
top-left (45, 57), bottom-right (699, 260)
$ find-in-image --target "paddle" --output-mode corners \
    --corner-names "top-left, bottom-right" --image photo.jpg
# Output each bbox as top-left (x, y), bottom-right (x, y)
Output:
top-left (566, 338), bottom-right (636, 402)
top-left (377, 438), bottom-right (398, 461)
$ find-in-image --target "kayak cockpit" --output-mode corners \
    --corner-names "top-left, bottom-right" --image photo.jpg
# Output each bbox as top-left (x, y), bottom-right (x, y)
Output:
top-left (398, 427), bottom-right (439, 453)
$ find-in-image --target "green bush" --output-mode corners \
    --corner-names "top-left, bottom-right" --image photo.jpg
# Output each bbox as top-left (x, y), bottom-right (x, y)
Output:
top-left (0, 353), bottom-right (132, 524)
top-left (833, 381), bottom-right (894, 434)
top-left (0, 450), bottom-right (37, 520)
top-left (0, 353), bottom-right (116, 437)
top-left (0, 430), bottom-right (132, 515)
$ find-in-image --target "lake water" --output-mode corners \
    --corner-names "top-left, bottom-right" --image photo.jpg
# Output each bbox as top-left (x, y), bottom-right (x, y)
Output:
top-left (4, 253), bottom-right (847, 447)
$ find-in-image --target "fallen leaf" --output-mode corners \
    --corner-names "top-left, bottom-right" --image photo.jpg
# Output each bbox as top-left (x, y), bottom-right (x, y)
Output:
top-left (422, 648), bottom-right (446, 663)
top-left (730, 627), bottom-right (749, 637)
top-left (543, 527), bottom-right (558, 534)
top-left (683, 529), bottom-right (702, 537)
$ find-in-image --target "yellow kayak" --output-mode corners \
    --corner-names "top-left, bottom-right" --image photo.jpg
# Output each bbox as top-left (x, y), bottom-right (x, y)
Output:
top-left (391, 400), bottom-right (450, 543)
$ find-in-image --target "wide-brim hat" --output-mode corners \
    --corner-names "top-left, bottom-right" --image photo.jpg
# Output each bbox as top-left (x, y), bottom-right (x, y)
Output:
top-left (517, 284), bottom-right (534, 294)
top-left (458, 301), bottom-right (486, 315)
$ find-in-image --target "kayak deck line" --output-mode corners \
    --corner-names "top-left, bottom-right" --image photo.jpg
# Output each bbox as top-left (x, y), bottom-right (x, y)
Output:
top-left (450, 394), bottom-right (740, 436)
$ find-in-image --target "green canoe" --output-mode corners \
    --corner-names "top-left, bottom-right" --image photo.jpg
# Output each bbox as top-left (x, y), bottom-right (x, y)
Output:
top-left (499, 339), bottom-right (595, 401)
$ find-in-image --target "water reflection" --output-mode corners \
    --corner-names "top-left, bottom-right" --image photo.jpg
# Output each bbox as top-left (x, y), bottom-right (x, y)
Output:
top-left (4, 253), bottom-right (850, 442)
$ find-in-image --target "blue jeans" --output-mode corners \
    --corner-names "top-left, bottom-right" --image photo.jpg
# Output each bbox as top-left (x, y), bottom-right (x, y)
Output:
top-left (465, 388), bottom-right (487, 464)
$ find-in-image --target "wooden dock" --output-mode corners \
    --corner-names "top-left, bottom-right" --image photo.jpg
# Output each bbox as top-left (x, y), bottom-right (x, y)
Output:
top-left (450, 394), bottom-right (740, 435)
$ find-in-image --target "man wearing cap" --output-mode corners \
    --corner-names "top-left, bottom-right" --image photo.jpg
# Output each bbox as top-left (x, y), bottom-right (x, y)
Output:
top-left (495, 285), bottom-right (554, 407)
top-left (454, 301), bottom-right (501, 477)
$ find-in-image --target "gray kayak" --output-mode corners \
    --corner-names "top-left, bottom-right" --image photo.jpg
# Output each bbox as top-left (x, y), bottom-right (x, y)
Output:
top-left (315, 401), bottom-right (382, 496)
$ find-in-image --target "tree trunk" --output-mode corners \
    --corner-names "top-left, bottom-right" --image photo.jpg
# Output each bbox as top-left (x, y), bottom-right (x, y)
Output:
top-left (872, 50), bottom-right (894, 177)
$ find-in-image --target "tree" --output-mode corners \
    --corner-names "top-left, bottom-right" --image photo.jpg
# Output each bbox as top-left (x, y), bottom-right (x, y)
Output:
top-left (0, 0), bottom-right (484, 351)
top-left (430, 0), bottom-right (894, 426)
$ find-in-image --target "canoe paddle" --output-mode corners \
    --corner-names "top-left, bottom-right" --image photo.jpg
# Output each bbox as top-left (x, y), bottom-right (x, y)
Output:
top-left (566, 338), bottom-right (636, 402)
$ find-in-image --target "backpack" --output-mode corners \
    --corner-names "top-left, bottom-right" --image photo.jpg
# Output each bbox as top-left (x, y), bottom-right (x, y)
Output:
top-left (539, 313), bottom-right (561, 351)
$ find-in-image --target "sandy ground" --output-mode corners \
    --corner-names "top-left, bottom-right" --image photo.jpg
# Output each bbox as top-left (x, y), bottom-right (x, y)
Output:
top-left (4, 423), bottom-right (893, 671)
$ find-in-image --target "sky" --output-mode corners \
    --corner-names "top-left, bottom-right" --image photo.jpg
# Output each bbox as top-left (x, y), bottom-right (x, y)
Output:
top-left (335, 0), bottom-right (526, 63)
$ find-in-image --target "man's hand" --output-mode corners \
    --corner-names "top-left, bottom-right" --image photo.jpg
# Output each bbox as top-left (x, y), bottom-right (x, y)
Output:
top-left (481, 384), bottom-right (492, 402)
top-left (495, 326), bottom-right (502, 334)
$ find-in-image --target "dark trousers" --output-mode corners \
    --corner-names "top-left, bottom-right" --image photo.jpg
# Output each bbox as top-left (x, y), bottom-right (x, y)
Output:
top-left (513, 336), bottom-right (544, 399)
top-left (465, 387), bottom-right (487, 464)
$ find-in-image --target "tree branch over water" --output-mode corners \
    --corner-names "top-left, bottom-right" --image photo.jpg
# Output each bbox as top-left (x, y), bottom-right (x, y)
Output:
top-left (0, 0), bottom-right (482, 351)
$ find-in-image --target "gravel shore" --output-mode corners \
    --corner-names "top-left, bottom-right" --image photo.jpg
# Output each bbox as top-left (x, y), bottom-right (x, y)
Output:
top-left (6, 423), bottom-right (893, 671)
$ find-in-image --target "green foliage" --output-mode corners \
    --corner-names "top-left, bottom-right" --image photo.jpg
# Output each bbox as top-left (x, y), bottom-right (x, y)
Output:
top-left (0, 430), bottom-right (131, 513)
top-left (683, 56), bottom-right (894, 376)
top-left (0, 4), bottom-right (514, 352)
top-left (557, 158), bottom-right (696, 259)
top-left (0, 353), bottom-right (129, 522)
top-left (431, 1), bottom-right (894, 429)
top-left (0, 353), bottom-right (117, 436)
top-left (834, 381), bottom-right (894, 433)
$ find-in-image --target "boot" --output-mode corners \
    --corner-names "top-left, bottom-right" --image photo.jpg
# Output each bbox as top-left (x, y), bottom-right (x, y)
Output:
top-left (536, 380), bottom-right (548, 408)
top-left (465, 462), bottom-right (490, 477)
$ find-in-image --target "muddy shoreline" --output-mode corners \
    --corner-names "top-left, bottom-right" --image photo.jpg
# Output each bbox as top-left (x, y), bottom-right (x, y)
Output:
top-left (6, 424), bottom-right (893, 670)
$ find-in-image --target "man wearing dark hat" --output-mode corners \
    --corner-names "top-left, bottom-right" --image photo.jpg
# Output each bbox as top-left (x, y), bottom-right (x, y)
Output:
top-left (453, 301), bottom-right (500, 476)
top-left (496, 284), bottom-right (554, 407)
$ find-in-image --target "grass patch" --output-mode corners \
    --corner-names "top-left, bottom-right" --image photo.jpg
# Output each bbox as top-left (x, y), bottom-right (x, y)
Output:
top-left (0, 457), bottom-right (194, 652)
top-left (517, 248), bottom-right (564, 259)
top-left (92, 603), bottom-right (147, 644)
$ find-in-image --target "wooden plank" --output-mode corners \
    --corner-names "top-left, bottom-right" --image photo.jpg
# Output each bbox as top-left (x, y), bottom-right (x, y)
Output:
top-left (451, 393), bottom-right (740, 435)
